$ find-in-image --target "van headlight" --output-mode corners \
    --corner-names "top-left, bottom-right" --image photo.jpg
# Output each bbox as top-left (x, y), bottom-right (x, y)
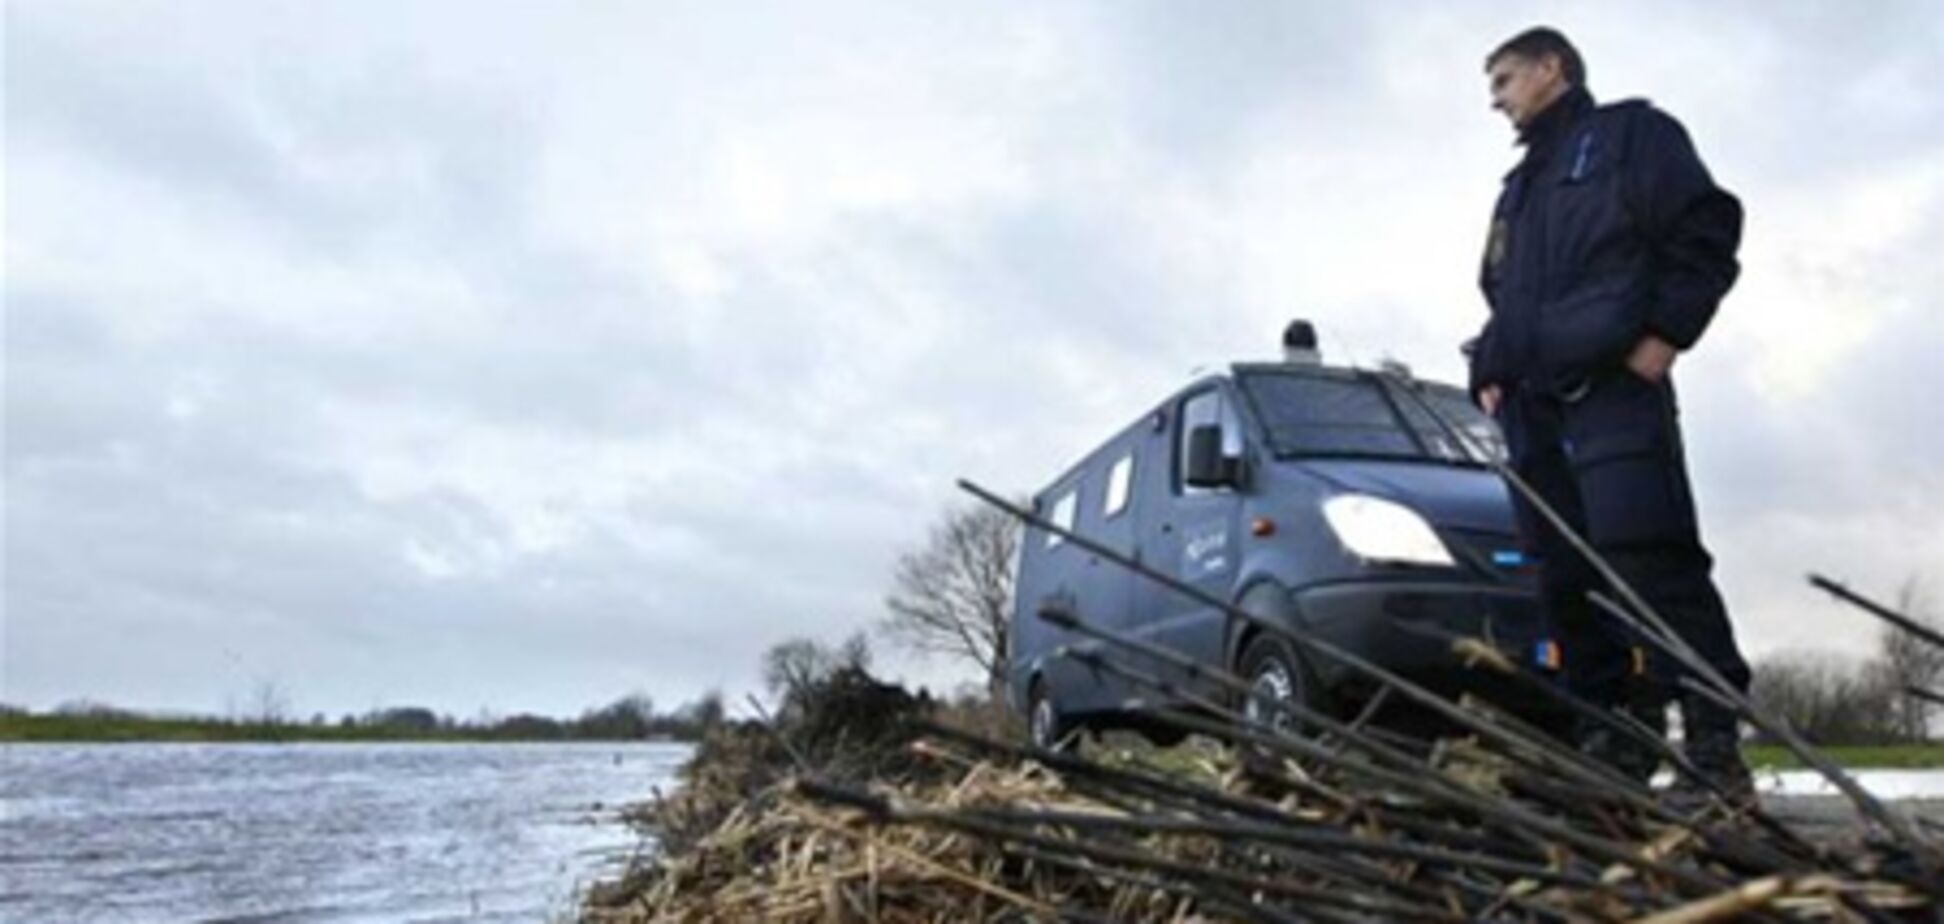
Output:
top-left (1321, 494), bottom-right (1454, 567)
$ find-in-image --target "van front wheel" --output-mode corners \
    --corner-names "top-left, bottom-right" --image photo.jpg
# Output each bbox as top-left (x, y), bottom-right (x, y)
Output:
top-left (1027, 683), bottom-right (1072, 752)
top-left (1238, 635), bottom-right (1313, 735)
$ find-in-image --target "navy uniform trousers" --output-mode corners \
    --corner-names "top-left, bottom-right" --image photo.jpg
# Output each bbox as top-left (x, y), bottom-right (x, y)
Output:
top-left (1500, 369), bottom-right (1750, 708)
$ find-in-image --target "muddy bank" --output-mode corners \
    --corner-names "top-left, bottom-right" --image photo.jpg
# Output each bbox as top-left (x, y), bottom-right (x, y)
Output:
top-left (1764, 795), bottom-right (1944, 845)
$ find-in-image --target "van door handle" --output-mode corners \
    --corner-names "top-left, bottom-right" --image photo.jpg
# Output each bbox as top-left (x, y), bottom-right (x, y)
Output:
top-left (1161, 523), bottom-right (1174, 533)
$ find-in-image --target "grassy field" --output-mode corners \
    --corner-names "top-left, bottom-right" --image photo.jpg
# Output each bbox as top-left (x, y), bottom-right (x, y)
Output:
top-left (1744, 743), bottom-right (1944, 770)
top-left (0, 712), bottom-right (491, 743)
top-left (13, 710), bottom-right (1944, 767)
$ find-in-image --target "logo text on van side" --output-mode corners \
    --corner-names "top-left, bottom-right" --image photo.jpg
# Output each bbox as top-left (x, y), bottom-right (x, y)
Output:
top-left (1183, 528), bottom-right (1229, 578)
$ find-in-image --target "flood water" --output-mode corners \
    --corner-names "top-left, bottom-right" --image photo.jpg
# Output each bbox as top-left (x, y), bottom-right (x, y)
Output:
top-left (0, 741), bottom-right (689, 923)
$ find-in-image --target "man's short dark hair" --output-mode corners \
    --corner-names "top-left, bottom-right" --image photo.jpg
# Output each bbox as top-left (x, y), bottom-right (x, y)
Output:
top-left (1486, 27), bottom-right (1585, 87)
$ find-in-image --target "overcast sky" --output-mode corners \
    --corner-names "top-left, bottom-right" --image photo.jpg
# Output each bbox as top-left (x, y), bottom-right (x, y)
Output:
top-left (6, 1), bottom-right (1941, 719)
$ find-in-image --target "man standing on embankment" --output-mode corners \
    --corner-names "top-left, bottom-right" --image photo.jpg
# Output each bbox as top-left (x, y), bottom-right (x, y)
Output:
top-left (1466, 26), bottom-right (1755, 801)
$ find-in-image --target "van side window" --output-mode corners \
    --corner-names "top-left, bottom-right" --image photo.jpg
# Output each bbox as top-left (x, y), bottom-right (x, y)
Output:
top-left (1176, 390), bottom-right (1241, 493)
top-left (1103, 454), bottom-right (1133, 518)
top-left (1046, 489), bottom-right (1077, 547)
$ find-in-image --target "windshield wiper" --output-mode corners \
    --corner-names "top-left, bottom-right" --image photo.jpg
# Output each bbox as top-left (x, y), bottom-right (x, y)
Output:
top-left (1352, 368), bottom-right (1432, 458)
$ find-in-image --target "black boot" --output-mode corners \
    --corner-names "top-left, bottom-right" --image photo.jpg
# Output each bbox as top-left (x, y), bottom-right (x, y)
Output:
top-left (1573, 697), bottom-right (1665, 787)
top-left (1670, 694), bottom-right (1756, 812)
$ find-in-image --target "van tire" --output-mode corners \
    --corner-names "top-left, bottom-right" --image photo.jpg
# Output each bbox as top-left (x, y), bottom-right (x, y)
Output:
top-left (1237, 634), bottom-right (1316, 736)
top-left (1027, 681), bottom-right (1074, 752)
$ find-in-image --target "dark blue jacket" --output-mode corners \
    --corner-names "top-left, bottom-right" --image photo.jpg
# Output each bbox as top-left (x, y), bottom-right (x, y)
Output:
top-left (1470, 87), bottom-right (1742, 396)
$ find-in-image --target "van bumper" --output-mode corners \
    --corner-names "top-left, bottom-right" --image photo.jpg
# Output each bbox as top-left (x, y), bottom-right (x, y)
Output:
top-left (1294, 580), bottom-right (1560, 720)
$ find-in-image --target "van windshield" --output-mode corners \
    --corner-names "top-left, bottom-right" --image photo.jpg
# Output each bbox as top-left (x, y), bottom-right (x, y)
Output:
top-left (1236, 370), bottom-right (1503, 465)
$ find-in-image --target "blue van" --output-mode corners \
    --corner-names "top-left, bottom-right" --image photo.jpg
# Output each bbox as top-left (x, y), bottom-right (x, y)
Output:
top-left (1009, 324), bottom-right (1554, 748)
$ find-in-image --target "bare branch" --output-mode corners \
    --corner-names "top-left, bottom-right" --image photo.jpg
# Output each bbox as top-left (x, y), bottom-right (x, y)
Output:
top-left (880, 500), bottom-right (1021, 692)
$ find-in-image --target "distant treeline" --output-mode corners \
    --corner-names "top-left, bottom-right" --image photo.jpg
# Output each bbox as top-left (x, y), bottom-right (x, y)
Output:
top-left (0, 693), bottom-right (724, 743)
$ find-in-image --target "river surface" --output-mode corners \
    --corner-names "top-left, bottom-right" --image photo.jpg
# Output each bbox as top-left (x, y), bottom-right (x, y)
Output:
top-left (0, 741), bottom-right (689, 923)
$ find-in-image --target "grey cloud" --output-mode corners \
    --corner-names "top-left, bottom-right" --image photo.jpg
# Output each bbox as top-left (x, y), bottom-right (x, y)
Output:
top-left (10, 6), bottom-right (543, 277)
top-left (1093, 3), bottom-right (1380, 159)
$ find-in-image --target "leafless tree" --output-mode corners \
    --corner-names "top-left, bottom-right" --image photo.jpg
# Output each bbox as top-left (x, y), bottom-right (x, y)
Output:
top-left (763, 632), bottom-right (871, 705)
top-left (1874, 580), bottom-right (1942, 742)
top-left (679, 689), bottom-right (727, 730)
top-left (880, 501), bottom-right (1021, 695)
top-left (247, 679), bottom-right (292, 725)
top-left (1749, 651), bottom-right (1901, 746)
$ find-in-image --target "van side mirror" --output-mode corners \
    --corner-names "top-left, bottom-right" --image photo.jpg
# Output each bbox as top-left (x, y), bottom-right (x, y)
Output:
top-left (1184, 424), bottom-right (1237, 489)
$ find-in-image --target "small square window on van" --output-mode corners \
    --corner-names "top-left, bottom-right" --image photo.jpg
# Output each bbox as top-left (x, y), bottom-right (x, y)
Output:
top-left (1047, 490), bottom-right (1077, 547)
top-left (1104, 455), bottom-right (1133, 518)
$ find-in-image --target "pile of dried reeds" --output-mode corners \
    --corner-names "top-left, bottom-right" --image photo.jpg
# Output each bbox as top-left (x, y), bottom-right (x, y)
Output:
top-left (586, 685), bottom-right (1933, 922)
top-left (590, 745), bottom-right (1180, 922)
